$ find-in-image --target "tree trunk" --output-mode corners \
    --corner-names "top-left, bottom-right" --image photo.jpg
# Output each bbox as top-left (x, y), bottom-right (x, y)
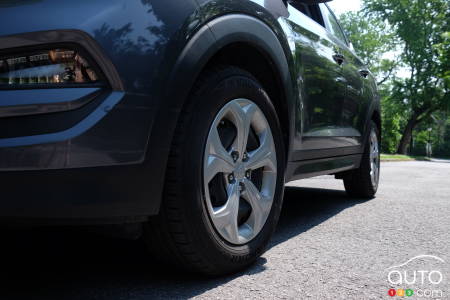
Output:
top-left (397, 116), bottom-right (418, 154)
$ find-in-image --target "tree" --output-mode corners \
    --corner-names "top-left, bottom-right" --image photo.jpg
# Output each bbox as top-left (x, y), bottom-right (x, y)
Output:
top-left (380, 84), bottom-right (406, 153)
top-left (364, 0), bottom-right (450, 154)
top-left (339, 11), bottom-right (399, 85)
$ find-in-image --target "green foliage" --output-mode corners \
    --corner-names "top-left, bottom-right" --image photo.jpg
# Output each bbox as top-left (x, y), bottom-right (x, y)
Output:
top-left (381, 95), bottom-right (404, 153)
top-left (435, 31), bottom-right (450, 92)
top-left (364, 0), bottom-right (449, 113)
top-left (339, 11), bottom-right (399, 84)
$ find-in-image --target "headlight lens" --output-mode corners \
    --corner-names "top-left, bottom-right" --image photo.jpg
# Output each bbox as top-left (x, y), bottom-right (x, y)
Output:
top-left (0, 48), bottom-right (100, 87)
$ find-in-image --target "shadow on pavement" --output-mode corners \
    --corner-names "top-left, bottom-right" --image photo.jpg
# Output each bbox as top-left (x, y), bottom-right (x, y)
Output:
top-left (0, 186), bottom-right (367, 300)
top-left (270, 186), bottom-right (367, 248)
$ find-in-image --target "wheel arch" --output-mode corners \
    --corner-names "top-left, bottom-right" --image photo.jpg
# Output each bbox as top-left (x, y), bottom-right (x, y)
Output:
top-left (144, 14), bottom-right (295, 215)
top-left (203, 42), bottom-right (290, 160)
top-left (201, 14), bottom-right (294, 161)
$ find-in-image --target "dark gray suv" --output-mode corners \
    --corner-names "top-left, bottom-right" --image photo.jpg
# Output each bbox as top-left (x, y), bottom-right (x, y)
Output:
top-left (0, 0), bottom-right (380, 275)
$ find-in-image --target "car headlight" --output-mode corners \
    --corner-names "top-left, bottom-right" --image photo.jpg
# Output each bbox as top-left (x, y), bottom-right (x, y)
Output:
top-left (0, 48), bottom-right (101, 88)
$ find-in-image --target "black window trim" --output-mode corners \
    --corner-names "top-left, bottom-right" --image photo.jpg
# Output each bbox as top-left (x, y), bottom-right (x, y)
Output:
top-left (322, 3), bottom-right (350, 46)
top-left (287, 0), bottom-right (325, 28)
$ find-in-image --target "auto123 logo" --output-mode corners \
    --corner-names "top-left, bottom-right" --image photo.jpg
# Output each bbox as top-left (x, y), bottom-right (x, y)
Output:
top-left (386, 255), bottom-right (446, 299)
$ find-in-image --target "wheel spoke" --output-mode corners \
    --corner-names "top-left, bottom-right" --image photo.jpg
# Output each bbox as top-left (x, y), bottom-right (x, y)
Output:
top-left (245, 130), bottom-right (276, 171)
top-left (372, 143), bottom-right (378, 157)
top-left (229, 102), bottom-right (257, 156)
top-left (242, 178), bottom-right (271, 233)
top-left (203, 98), bottom-right (278, 245)
top-left (204, 127), bottom-right (235, 183)
top-left (211, 183), bottom-right (240, 242)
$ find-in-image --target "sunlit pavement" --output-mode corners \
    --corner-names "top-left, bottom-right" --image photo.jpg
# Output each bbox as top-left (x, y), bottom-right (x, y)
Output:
top-left (1, 161), bottom-right (449, 299)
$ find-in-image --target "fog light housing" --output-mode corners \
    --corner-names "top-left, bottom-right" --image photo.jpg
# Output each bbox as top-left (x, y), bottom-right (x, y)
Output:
top-left (0, 48), bottom-right (101, 87)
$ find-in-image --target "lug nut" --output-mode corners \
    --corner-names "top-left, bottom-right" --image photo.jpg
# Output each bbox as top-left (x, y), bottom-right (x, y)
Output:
top-left (228, 174), bottom-right (235, 183)
top-left (238, 182), bottom-right (245, 192)
top-left (231, 151), bottom-right (239, 162)
top-left (245, 170), bottom-right (252, 179)
top-left (242, 152), bottom-right (249, 161)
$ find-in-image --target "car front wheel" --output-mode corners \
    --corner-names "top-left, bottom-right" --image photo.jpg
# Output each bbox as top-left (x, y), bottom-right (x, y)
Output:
top-left (144, 66), bottom-right (285, 275)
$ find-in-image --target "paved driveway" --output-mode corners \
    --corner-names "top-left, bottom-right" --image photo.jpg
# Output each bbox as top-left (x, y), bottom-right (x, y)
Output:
top-left (2, 161), bottom-right (449, 299)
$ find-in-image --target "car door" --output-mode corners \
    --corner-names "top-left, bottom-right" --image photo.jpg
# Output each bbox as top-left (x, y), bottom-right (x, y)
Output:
top-left (282, 1), bottom-right (350, 157)
top-left (321, 4), bottom-right (371, 146)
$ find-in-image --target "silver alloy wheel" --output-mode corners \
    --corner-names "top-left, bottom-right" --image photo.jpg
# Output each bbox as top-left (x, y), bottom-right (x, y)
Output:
top-left (203, 98), bottom-right (277, 245)
top-left (369, 129), bottom-right (380, 189)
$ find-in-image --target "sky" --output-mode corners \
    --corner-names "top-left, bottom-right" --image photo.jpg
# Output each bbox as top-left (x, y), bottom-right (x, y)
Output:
top-left (327, 0), bottom-right (362, 16)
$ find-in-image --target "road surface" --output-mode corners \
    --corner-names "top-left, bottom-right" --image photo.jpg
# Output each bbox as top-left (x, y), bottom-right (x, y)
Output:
top-left (2, 161), bottom-right (449, 299)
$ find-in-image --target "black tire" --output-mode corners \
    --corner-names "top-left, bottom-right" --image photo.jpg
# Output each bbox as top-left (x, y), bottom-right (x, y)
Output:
top-left (143, 66), bottom-right (285, 275)
top-left (343, 121), bottom-right (380, 198)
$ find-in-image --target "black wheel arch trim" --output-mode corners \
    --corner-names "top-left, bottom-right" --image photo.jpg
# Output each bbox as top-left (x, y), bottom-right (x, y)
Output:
top-left (144, 13), bottom-right (295, 215)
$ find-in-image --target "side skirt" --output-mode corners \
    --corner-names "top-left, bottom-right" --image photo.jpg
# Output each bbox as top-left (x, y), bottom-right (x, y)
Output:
top-left (285, 154), bottom-right (362, 182)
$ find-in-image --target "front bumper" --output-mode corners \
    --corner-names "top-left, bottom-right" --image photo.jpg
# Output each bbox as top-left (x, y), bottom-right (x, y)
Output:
top-left (0, 163), bottom-right (159, 223)
top-left (0, 87), bottom-right (162, 222)
top-left (0, 26), bottom-right (165, 222)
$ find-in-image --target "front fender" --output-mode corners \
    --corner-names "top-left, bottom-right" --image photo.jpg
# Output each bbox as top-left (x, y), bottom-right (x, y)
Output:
top-left (145, 12), bottom-right (296, 214)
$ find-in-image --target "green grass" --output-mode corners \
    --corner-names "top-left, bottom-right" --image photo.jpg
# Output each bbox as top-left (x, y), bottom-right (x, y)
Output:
top-left (380, 154), bottom-right (431, 161)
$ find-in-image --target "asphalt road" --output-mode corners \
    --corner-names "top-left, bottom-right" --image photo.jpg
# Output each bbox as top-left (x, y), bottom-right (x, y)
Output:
top-left (1, 160), bottom-right (449, 300)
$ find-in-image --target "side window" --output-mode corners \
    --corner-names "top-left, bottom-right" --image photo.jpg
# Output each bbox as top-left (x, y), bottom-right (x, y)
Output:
top-left (322, 5), bottom-right (347, 44)
top-left (288, 1), bottom-right (325, 27)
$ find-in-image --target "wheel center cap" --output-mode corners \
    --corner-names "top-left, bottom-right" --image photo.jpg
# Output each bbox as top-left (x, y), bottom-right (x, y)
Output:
top-left (234, 163), bottom-right (246, 180)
